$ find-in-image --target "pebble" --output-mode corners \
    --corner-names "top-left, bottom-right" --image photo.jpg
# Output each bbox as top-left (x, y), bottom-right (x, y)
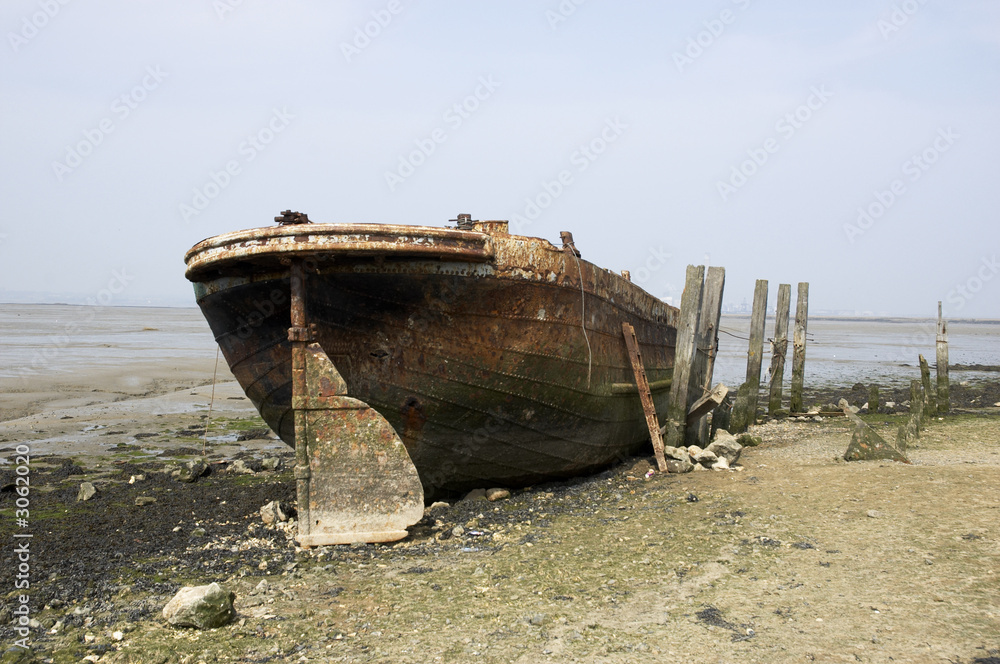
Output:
top-left (77, 482), bottom-right (97, 502)
top-left (866, 510), bottom-right (882, 518)
top-left (134, 496), bottom-right (156, 507)
top-left (485, 488), bottom-right (510, 502)
top-left (451, 525), bottom-right (465, 538)
top-left (112, 631), bottom-right (124, 641)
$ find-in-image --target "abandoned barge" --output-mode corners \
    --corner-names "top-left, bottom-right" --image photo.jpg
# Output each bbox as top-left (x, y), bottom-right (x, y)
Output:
top-left (185, 212), bottom-right (679, 542)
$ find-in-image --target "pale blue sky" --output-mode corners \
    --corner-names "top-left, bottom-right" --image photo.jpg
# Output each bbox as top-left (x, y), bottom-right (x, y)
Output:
top-left (2, 1), bottom-right (998, 317)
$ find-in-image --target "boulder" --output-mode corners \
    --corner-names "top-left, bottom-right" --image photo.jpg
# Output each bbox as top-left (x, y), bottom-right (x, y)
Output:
top-left (662, 446), bottom-right (689, 462)
top-left (686, 445), bottom-right (703, 458)
top-left (162, 582), bottom-right (236, 629)
top-left (707, 431), bottom-right (743, 465)
top-left (711, 456), bottom-right (730, 471)
top-left (693, 449), bottom-right (718, 467)
top-left (485, 488), bottom-right (510, 502)
top-left (260, 500), bottom-right (290, 525)
top-left (227, 460), bottom-right (255, 475)
top-left (260, 457), bottom-right (282, 472)
top-left (175, 459), bottom-right (208, 483)
top-left (664, 458), bottom-right (693, 474)
top-left (77, 482), bottom-right (97, 502)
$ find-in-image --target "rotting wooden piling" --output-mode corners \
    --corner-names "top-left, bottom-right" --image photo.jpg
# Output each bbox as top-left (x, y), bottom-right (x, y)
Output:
top-left (744, 279), bottom-right (768, 425)
top-left (687, 266), bottom-right (726, 446)
top-left (789, 282), bottom-right (809, 413)
top-left (936, 301), bottom-right (949, 413)
top-left (768, 283), bottom-right (791, 417)
top-left (919, 354), bottom-right (938, 418)
top-left (666, 265), bottom-right (705, 450)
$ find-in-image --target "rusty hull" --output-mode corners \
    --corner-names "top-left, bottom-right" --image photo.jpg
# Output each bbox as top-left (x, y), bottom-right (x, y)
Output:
top-left (185, 219), bottom-right (678, 497)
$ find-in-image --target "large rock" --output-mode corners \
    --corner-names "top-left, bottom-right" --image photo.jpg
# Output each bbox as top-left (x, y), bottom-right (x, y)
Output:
top-left (664, 458), bottom-right (693, 474)
top-left (693, 449), bottom-right (718, 467)
top-left (77, 482), bottom-right (97, 502)
top-left (707, 431), bottom-right (743, 465)
top-left (260, 500), bottom-right (290, 525)
top-left (175, 459), bottom-right (208, 483)
top-left (162, 582), bottom-right (236, 629)
top-left (662, 446), bottom-right (689, 462)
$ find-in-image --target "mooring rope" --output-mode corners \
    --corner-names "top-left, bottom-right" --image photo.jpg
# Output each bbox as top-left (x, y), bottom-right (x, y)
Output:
top-left (569, 246), bottom-right (593, 389)
top-left (202, 345), bottom-right (220, 457)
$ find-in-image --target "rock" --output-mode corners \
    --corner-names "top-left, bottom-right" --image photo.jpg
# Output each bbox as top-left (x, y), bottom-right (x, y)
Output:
top-left (175, 459), bottom-right (208, 483)
top-left (528, 613), bottom-right (549, 626)
top-left (706, 431), bottom-right (743, 465)
top-left (886, 401), bottom-right (896, 409)
top-left (451, 525), bottom-right (465, 538)
top-left (664, 458), bottom-right (693, 473)
top-left (686, 445), bottom-right (703, 458)
top-left (844, 421), bottom-right (909, 464)
top-left (693, 449), bottom-right (718, 467)
top-left (134, 496), bottom-right (157, 507)
top-left (662, 446), bottom-right (689, 462)
top-left (485, 488), bottom-right (510, 502)
top-left (112, 631), bottom-right (124, 641)
top-left (867, 510), bottom-right (882, 518)
top-left (228, 459), bottom-right (255, 475)
top-left (162, 582), bottom-right (236, 629)
top-left (128, 474), bottom-right (145, 484)
top-left (813, 416), bottom-right (823, 422)
top-left (424, 501), bottom-right (450, 517)
top-left (711, 456), bottom-right (730, 470)
top-left (260, 500), bottom-right (290, 525)
top-left (77, 482), bottom-right (97, 502)
top-left (191, 527), bottom-right (207, 537)
top-left (260, 457), bottom-right (282, 472)
top-left (460, 488), bottom-right (487, 503)
top-left (735, 433), bottom-right (762, 448)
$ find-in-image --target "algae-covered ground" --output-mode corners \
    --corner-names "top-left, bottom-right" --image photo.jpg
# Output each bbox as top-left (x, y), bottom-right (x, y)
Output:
top-left (2, 403), bottom-right (999, 663)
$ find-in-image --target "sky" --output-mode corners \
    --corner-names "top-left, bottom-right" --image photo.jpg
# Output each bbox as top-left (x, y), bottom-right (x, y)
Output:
top-left (1, 0), bottom-right (998, 318)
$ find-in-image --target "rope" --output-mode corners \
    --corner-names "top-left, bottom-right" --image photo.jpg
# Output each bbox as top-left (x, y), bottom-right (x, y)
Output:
top-left (202, 345), bottom-right (220, 457)
top-left (568, 246), bottom-right (592, 389)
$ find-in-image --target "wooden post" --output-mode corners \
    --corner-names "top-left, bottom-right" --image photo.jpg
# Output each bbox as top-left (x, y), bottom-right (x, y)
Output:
top-left (919, 354), bottom-right (937, 417)
top-left (936, 301), bottom-right (949, 413)
top-left (686, 266), bottom-right (726, 446)
top-left (789, 282), bottom-right (809, 413)
top-left (868, 384), bottom-right (879, 414)
top-left (665, 265), bottom-right (705, 450)
top-left (768, 283), bottom-right (791, 416)
top-left (744, 279), bottom-right (768, 425)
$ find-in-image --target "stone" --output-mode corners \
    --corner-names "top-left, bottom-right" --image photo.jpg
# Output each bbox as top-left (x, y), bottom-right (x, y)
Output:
top-left (128, 474), bottom-right (145, 484)
top-left (190, 527), bottom-right (206, 537)
top-left (485, 488), bottom-right (510, 502)
top-left (77, 482), bottom-right (97, 502)
top-left (112, 631), bottom-right (124, 641)
top-left (451, 525), bottom-right (465, 538)
top-left (662, 446), bottom-right (689, 462)
top-left (813, 416), bottom-right (823, 422)
top-left (866, 510), bottom-right (882, 518)
top-left (528, 613), bottom-right (549, 626)
top-left (664, 458), bottom-right (693, 473)
top-left (706, 432), bottom-right (743, 465)
top-left (735, 433), bottom-right (762, 448)
top-left (460, 488), bottom-right (487, 503)
top-left (711, 456), bottom-right (730, 470)
top-left (844, 421), bottom-right (909, 464)
top-left (162, 582), bottom-right (236, 629)
top-left (228, 459), bottom-right (255, 475)
top-left (260, 501), bottom-right (290, 525)
top-left (176, 459), bottom-right (208, 483)
top-left (686, 445), bottom-right (703, 458)
top-left (260, 457), bottom-right (282, 472)
top-left (693, 449), bottom-right (718, 467)
top-left (134, 496), bottom-right (157, 507)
